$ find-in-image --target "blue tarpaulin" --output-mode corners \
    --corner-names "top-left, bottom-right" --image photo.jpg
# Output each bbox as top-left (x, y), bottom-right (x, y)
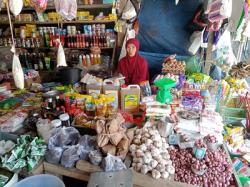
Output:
top-left (137, 0), bottom-right (204, 79)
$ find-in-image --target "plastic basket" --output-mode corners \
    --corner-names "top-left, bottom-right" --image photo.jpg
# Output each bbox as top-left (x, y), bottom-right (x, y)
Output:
top-left (14, 174), bottom-right (65, 187)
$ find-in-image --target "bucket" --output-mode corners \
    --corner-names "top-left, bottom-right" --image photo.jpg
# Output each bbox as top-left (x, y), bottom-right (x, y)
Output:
top-left (58, 67), bottom-right (82, 85)
top-left (14, 174), bottom-right (65, 187)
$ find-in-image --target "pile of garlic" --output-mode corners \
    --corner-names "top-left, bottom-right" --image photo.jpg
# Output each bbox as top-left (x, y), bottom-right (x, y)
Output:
top-left (130, 126), bottom-right (175, 179)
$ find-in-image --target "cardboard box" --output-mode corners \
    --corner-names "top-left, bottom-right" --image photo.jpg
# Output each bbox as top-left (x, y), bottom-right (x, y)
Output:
top-left (25, 76), bottom-right (41, 88)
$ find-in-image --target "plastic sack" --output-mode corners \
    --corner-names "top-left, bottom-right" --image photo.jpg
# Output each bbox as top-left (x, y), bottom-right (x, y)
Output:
top-left (157, 117), bottom-right (174, 138)
top-left (30, 0), bottom-right (48, 13)
top-left (57, 42), bottom-right (67, 67)
top-left (54, 0), bottom-right (77, 21)
top-left (78, 135), bottom-right (97, 160)
top-left (36, 118), bottom-right (56, 143)
top-left (45, 147), bottom-right (63, 164)
top-left (48, 127), bottom-right (80, 149)
top-left (9, 0), bottom-right (23, 16)
top-left (88, 150), bottom-right (103, 166)
top-left (12, 54), bottom-right (24, 89)
top-left (61, 145), bottom-right (79, 168)
top-left (101, 154), bottom-right (127, 172)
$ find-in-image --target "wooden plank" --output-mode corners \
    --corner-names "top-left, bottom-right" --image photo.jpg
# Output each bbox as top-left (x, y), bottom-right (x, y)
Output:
top-left (44, 162), bottom-right (90, 182)
top-left (76, 160), bottom-right (102, 173)
top-left (30, 162), bottom-right (44, 175)
top-left (1, 4), bottom-right (113, 11)
top-left (13, 20), bottom-right (115, 25)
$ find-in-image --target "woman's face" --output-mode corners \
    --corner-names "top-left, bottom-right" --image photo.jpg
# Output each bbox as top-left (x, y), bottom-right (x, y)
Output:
top-left (126, 43), bottom-right (137, 57)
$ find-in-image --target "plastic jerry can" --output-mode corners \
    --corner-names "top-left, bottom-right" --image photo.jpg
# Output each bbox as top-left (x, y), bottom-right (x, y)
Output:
top-left (121, 85), bottom-right (140, 113)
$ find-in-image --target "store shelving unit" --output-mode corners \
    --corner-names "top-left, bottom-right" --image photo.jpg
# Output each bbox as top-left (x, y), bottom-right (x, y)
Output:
top-left (0, 2), bottom-right (117, 75)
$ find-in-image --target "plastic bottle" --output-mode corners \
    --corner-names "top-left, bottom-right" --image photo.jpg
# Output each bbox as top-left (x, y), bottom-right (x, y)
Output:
top-left (86, 54), bottom-right (91, 67)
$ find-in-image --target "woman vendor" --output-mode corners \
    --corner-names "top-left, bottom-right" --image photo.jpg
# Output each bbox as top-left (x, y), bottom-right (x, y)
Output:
top-left (118, 38), bottom-right (149, 85)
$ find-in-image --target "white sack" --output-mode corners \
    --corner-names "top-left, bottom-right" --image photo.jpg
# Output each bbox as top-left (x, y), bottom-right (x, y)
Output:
top-left (9, 0), bottom-right (23, 16)
top-left (57, 42), bottom-right (67, 67)
top-left (12, 54), bottom-right (24, 89)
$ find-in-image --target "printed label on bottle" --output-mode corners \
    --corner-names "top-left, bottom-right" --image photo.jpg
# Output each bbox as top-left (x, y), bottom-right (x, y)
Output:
top-left (124, 94), bottom-right (138, 110)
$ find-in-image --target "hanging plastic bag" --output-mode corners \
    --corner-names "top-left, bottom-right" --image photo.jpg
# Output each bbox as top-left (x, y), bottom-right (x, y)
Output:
top-left (12, 54), bottom-right (24, 89)
top-left (57, 41), bottom-right (67, 67)
top-left (54, 0), bottom-right (77, 21)
top-left (9, 0), bottom-right (23, 16)
top-left (61, 145), bottom-right (79, 168)
top-left (30, 0), bottom-right (48, 13)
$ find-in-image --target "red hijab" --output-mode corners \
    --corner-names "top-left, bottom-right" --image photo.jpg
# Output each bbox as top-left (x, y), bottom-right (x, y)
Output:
top-left (118, 38), bottom-right (148, 85)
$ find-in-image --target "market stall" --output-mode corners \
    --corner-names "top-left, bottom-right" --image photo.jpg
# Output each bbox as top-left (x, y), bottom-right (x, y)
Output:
top-left (0, 0), bottom-right (250, 187)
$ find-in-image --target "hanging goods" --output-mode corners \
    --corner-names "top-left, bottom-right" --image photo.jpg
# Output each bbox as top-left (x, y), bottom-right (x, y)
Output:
top-left (9, 0), bottom-right (23, 16)
top-left (57, 41), bottom-right (67, 67)
top-left (30, 0), bottom-right (48, 13)
top-left (154, 78), bottom-right (176, 104)
top-left (54, 0), bottom-right (77, 21)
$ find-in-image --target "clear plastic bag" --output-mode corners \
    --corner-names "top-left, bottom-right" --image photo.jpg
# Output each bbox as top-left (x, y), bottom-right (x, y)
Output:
top-left (48, 127), bottom-right (80, 148)
top-left (45, 147), bottom-right (64, 164)
top-left (78, 135), bottom-right (97, 160)
top-left (12, 54), bottom-right (24, 89)
top-left (88, 150), bottom-right (103, 166)
top-left (9, 0), bottom-right (23, 16)
top-left (61, 145), bottom-right (79, 168)
top-left (101, 154), bottom-right (126, 172)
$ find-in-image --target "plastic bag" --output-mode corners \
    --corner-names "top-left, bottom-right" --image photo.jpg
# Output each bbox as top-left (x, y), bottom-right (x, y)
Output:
top-left (57, 42), bottom-right (67, 67)
top-left (9, 0), bottom-right (23, 16)
top-left (61, 145), bottom-right (79, 168)
top-left (78, 135), bottom-right (97, 160)
top-left (101, 154), bottom-right (126, 172)
top-left (45, 147), bottom-right (63, 164)
top-left (30, 0), bottom-right (48, 12)
top-left (48, 127), bottom-right (80, 148)
top-left (88, 150), bottom-right (103, 166)
top-left (12, 54), bottom-right (24, 89)
top-left (36, 118), bottom-right (56, 143)
top-left (54, 0), bottom-right (77, 21)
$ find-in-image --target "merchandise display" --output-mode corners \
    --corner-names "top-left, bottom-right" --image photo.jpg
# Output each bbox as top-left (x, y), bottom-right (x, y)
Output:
top-left (0, 0), bottom-right (249, 187)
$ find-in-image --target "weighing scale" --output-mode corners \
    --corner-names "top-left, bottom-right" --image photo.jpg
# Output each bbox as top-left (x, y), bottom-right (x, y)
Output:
top-left (154, 78), bottom-right (176, 104)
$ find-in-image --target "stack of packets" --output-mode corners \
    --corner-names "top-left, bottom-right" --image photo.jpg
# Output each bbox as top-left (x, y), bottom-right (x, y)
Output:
top-left (232, 158), bottom-right (250, 177)
top-left (141, 96), bottom-right (171, 117)
top-left (224, 126), bottom-right (245, 153)
top-left (175, 110), bottom-right (224, 143)
top-left (0, 111), bottom-right (27, 133)
top-left (63, 93), bottom-right (117, 118)
top-left (1, 135), bottom-right (46, 172)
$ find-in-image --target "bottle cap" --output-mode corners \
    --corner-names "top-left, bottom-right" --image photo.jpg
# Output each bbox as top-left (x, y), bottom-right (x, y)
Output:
top-left (59, 113), bottom-right (70, 121)
top-left (51, 119), bottom-right (62, 128)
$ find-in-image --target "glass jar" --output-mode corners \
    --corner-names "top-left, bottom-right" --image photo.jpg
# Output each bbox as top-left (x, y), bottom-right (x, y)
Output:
top-left (59, 113), bottom-right (70, 127)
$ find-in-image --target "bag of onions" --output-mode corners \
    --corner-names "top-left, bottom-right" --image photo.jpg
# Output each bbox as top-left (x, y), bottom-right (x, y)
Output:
top-left (191, 159), bottom-right (207, 176)
top-left (204, 135), bottom-right (220, 151)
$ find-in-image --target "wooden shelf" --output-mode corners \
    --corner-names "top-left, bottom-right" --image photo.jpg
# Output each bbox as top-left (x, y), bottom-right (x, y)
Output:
top-left (12, 20), bottom-right (115, 25)
top-left (1, 4), bottom-right (113, 11)
top-left (13, 46), bottom-right (114, 50)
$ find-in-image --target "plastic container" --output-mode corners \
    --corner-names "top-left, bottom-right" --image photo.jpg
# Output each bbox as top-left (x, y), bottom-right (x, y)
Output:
top-left (58, 67), bottom-right (82, 85)
top-left (59, 113), bottom-right (70, 127)
top-left (14, 174), bottom-right (65, 187)
top-left (51, 119), bottom-right (62, 128)
top-left (193, 146), bottom-right (206, 159)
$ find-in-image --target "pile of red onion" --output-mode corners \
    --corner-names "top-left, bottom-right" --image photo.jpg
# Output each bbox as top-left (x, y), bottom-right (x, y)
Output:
top-left (169, 146), bottom-right (235, 186)
top-left (194, 139), bottom-right (207, 148)
top-left (204, 135), bottom-right (217, 143)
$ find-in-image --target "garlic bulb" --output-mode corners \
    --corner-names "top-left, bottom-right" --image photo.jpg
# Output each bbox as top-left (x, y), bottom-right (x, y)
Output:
top-left (139, 144), bottom-right (147, 152)
top-left (156, 164), bottom-right (166, 172)
top-left (150, 159), bottom-right (158, 169)
top-left (135, 150), bottom-right (144, 157)
top-left (145, 139), bottom-right (153, 147)
top-left (141, 165), bottom-right (150, 175)
top-left (167, 165), bottom-right (175, 175)
top-left (152, 169), bottom-right (161, 179)
top-left (161, 171), bottom-right (169, 179)
top-left (133, 138), bottom-right (140, 145)
top-left (130, 144), bottom-right (137, 152)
